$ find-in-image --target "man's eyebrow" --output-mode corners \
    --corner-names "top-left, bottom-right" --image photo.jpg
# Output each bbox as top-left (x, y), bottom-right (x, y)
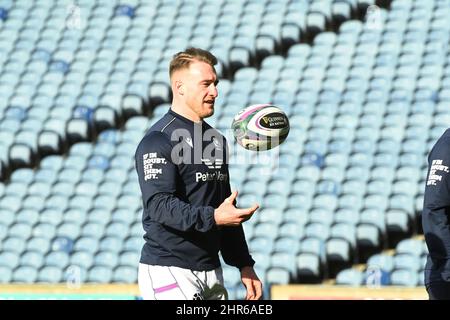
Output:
top-left (200, 79), bottom-right (219, 85)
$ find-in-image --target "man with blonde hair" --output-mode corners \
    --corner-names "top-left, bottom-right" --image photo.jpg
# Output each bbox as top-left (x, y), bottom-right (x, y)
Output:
top-left (135, 48), bottom-right (262, 300)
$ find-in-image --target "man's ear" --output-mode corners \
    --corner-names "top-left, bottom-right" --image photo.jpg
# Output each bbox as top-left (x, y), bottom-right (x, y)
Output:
top-left (176, 80), bottom-right (184, 95)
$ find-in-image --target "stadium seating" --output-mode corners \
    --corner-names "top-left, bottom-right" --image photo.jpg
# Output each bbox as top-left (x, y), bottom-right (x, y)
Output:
top-left (0, 0), bottom-right (445, 300)
top-left (336, 237), bottom-right (427, 287)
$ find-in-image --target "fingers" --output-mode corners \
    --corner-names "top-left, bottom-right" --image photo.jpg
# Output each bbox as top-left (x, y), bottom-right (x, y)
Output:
top-left (255, 281), bottom-right (263, 300)
top-left (245, 282), bottom-right (256, 300)
top-left (237, 204), bottom-right (259, 217)
top-left (225, 190), bottom-right (238, 204)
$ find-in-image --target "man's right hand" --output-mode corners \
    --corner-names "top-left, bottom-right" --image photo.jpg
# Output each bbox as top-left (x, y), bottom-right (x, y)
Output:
top-left (214, 191), bottom-right (259, 226)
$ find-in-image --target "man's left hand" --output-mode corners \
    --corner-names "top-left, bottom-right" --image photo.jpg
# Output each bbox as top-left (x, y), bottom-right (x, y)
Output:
top-left (240, 266), bottom-right (263, 300)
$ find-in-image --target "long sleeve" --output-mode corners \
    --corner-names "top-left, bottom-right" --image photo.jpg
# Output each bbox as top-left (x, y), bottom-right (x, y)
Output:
top-left (219, 168), bottom-right (255, 269)
top-left (423, 137), bottom-right (450, 261)
top-left (135, 131), bottom-right (216, 233)
top-left (148, 193), bottom-right (215, 232)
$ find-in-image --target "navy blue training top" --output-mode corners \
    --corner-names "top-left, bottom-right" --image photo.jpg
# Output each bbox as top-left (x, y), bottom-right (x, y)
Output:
top-left (135, 108), bottom-right (254, 271)
top-left (423, 128), bottom-right (450, 284)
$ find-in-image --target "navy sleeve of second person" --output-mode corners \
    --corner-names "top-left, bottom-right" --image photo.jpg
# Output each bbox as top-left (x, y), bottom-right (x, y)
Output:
top-left (423, 136), bottom-right (450, 261)
top-left (135, 131), bottom-right (215, 233)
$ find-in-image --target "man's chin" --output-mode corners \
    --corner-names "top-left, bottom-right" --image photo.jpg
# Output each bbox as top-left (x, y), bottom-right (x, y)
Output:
top-left (203, 107), bottom-right (214, 118)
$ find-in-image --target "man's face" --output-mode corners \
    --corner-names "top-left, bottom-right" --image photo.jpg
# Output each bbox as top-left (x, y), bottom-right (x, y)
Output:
top-left (182, 61), bottom-right (219, 119)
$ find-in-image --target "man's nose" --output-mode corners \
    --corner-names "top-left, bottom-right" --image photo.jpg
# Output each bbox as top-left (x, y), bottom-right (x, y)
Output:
top-left (209, 84), bottom-right (218, 98)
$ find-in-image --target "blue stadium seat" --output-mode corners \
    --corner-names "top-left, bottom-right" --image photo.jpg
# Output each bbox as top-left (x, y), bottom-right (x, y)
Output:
top-left (296, 252), bottom-right (322, 282)
top-left (356, 223), bottom-right (381, 251)
top-left (253, 222), bottom-right (278, 240)
top-left (51, 235), bottom-right (74, 254)
top-left (308, 208), bottom-right (334, 226)
top-left (386, 209), bottom-right (411, 235)
top-left (15, 209), bottom-right (39, 225)
top-left (258, 208), bottom-right (283, 225)
top-left (85, 209), bottom-right (109, 226)
top-left (359, 208), bottom-right (386, 234)
top-left (367, 254), bottom-right (394, 273)
top-left (396, 239), bottom-right (423, 257)
top-left (316, 179), bottom-right (340, 196)
top-left (4, 182), bottom-right (27, 199)
top-left (34, 170), bottom-right (58, 185)
top-left (266, 267), bottom-right (290, 285)
top-left (299, 237), bottom-right (326, 264)
top-left (364, 194), bottom-right (389, 211)
top-left (390, 269), bottom-right (419, 286)
top-left (68, 195), bottom-right (93, 211)
top-left (9, 222), bottom-right (33, 239)
top-left (394, 253), bottom-right (421, 272)
top-left (92, 195), bottom-right (116, 212)
top-left (119, 251), bottom-right (140, 268)
top-left (312, 194), bottom-right (338, 212)
top-left (366, 179), bottom-right (392, 196)
top-left (79, 221), bottom-right (105, 239)
top-left (346, 166), bottom-right (370, 182)
top-left (0, 265), bottom-right (13, 283)
top-left (27, 237), bottom-right (51, 255)
top-left (74, 237), bottom-right (100, 255)
top-left (21, 195), bottom-right (45, 212)
top-left (37, 266), bottom-right (63, 283)
top-left (113, 266), bottom-right (137, 283)
top-left (278, 222), bottom-right (305, 239)
top-left (88, 266), bottom-right (113, 283)
top-left (327, 236), bottom-right (352, 262)
top-left (392, 180), bottom-right (418, 197)
top-left (123, 235), bottom-right (141, 251)
top-left (249, 252), bottom-right (271, 272)
top-left (336, 268), bottom-right (364, 286)
top-left (70, 251), bottom-right (94, 270)
top-left (249, 237), bottom-right (274, 254)
top-left (3, 237), bottom-right (26, 254)
top-left (20, 251), bottom-right (44, 269)
top-left (56, 222), bottom-right (81, 240)
top-left (223, 267), bottom-right (241, 288)
top-left (99, 236), bottom-right (122, 254)
top-left (339, 194), bottom-right (364, 211)
top-left (331, 223), bottom-right (357, 248)
top-left (12, 266), bottom-right (38, 283)
top-left (105, 222), bottom-right (129, 240)
top-left (32, 222), bottom-right (57, 240)
top-left (111, 209), bottom-right (135, 225)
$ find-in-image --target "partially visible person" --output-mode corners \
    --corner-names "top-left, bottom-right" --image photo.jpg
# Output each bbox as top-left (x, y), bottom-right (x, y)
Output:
top-left (135, 47), bottom-right (262, 300)
top-left (423, 128), bottom-right (450, 299)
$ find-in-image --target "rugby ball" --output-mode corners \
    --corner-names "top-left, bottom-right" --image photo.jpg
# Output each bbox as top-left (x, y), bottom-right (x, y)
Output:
top-left (231, 104), bottom-right (290, 151)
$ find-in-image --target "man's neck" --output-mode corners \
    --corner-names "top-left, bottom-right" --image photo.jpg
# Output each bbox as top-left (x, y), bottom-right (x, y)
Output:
top-left (171, 103), bottom-right (202, 123)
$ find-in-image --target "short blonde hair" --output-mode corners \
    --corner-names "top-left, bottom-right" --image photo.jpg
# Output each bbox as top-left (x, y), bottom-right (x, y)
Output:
top-left (169, 47), bottom-right (217, 79)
